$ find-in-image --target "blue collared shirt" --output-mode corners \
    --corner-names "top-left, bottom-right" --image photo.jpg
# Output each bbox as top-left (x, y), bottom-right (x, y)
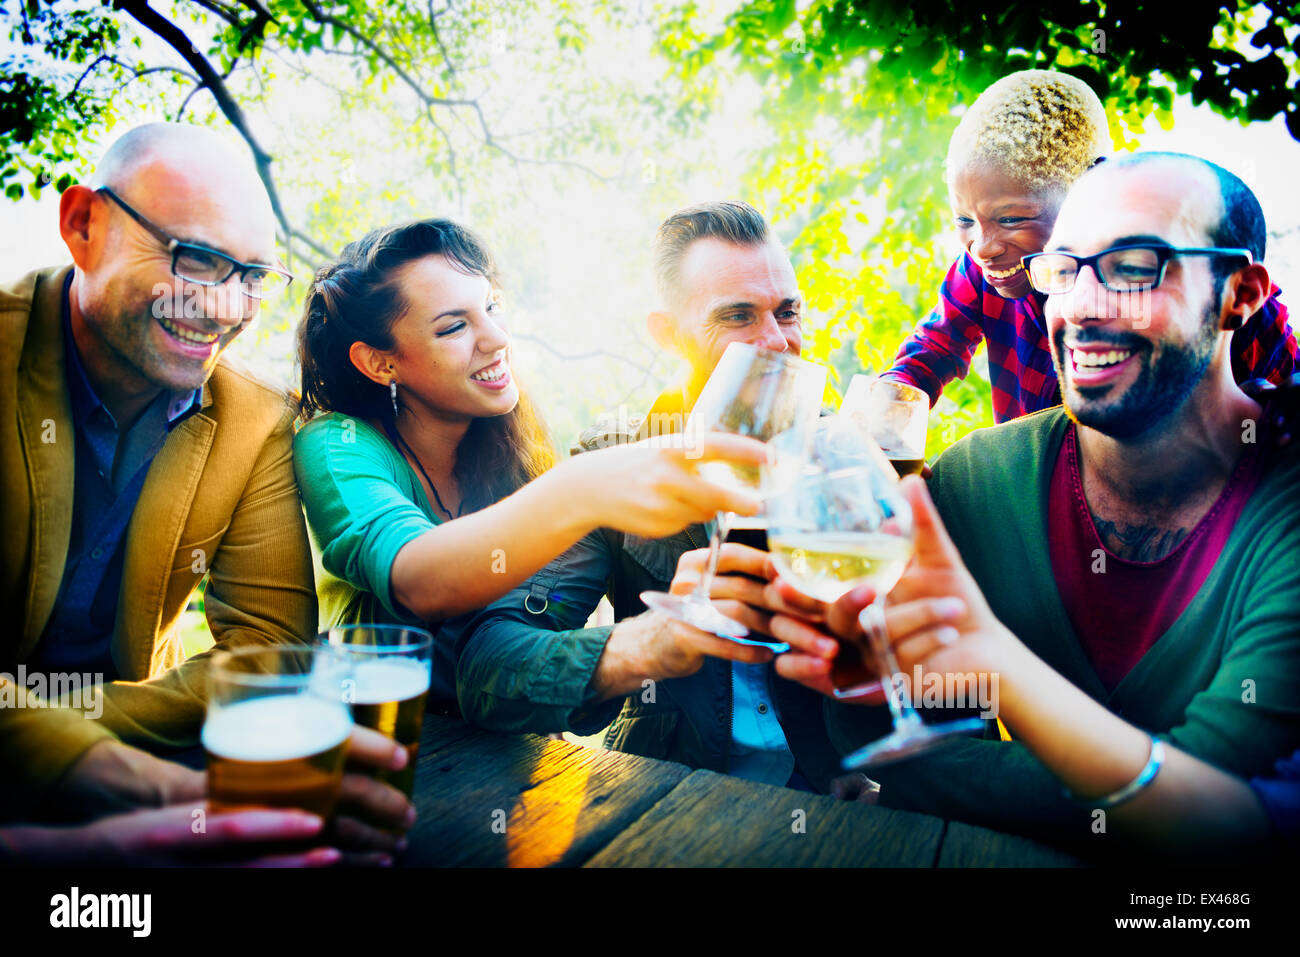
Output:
top-left (708, 517), bottom-right (799, 789)
top-left (729, 661), bottom-right (797, 788)
top-left (33, 274), bottom-right (201, 677)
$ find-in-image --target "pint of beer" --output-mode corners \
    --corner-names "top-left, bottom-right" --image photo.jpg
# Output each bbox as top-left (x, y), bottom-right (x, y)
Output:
top-left (319, 625), bottom-right (434, 797)
top-left (203, 647), bottom-right (354, 818)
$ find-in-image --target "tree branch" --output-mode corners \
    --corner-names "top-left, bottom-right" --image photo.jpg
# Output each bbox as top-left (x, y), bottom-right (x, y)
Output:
top-left (186, 0), bottom-right (243, 29)
top-left (609, 357), bottom-right (669, 411)
top-left (511, 334), bottom-right (655, 374)
top-left (424, 109), bottom-right (465, 209)
top-left (225, 0), bottom-right (278, 29)
top-left (225, 0), bottom-right (277, 53)
top-left (427, 1), bottom-right (456, 77)
top-left (71, 55), bottom-right (201, 123)
top-left (297, 0), bottom-right (610, 182)
top-left (73, 54), bottom-right (199, 101)
top-left (267, 44), bottom-right (354, 102)
top-left (19, 0), bottom-right (33, 45)
top-left (298, 0), bottom-right (472, 109)
top-left (175, 82), bottom-right (207, 121)
top-left (116, 1), bottom-right (315, 260)
top-left (286, 227), bottom-right (334, 262)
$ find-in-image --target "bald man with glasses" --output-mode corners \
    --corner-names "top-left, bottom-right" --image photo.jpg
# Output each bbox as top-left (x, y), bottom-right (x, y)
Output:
top-left (0, 122), bottom-right (317, 812)
top-left (767, 152), bottom-right (1300, 852)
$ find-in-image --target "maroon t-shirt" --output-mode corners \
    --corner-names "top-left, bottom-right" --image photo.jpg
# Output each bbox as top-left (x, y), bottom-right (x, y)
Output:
top-left (1047, 426), bottom-right (1265, 691)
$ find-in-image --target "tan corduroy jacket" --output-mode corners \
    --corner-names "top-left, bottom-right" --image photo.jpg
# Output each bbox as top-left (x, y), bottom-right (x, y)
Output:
top-left (1, 266), bottom-right (316, 803)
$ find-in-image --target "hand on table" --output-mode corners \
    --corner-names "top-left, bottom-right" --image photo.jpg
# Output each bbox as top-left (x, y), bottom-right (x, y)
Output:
top-left (19, 713), bottom-right (423, 865)
top-left (1, 804), bottom-right (340, 867)
top-left (58, 738), bottom-right (206, 820)
top-left (829, 772), bottom-right (882, 804)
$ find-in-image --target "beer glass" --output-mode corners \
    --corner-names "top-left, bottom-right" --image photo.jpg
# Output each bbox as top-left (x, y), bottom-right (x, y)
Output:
top-left (639, 342), bottom-right (825, 648)
top-left (841, 375), bottom-right (929, 477)
top-left (318, 624), bottom-right (433, 797)
top-left (203, 646), bottom-right (354, 817)
top-left (765, 418), bottom-right (982, 767)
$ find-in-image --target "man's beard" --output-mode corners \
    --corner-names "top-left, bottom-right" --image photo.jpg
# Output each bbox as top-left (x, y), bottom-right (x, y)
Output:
top-left (1053, 314), bottom-right (1218, 441)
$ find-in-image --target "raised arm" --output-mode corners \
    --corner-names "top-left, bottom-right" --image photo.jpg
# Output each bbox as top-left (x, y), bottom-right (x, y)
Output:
top-left (768, 475), bottom-right (1294, 858)
top-left (879, 254), bottom-right (990, 404)
top-left (298, 415), bottom-right (768, 625)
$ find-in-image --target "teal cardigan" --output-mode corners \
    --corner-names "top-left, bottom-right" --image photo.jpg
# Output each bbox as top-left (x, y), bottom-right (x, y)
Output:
top-left (828, 407), bottom-right (1300, 846)
top-left (293, 413), bottom-right (444, 629)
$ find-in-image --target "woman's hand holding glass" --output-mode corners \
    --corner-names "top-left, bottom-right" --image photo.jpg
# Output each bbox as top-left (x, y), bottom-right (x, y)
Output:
top-left (568, 431), bottom-right (769, 541)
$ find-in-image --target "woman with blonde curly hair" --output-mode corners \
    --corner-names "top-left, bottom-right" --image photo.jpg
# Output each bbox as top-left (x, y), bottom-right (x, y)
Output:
top-left (880, 69), bottom-right (1296, 423)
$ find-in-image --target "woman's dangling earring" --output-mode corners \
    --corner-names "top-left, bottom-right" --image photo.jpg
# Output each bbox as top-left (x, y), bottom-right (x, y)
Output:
top-left (390, 379), bottom-right (399, 417)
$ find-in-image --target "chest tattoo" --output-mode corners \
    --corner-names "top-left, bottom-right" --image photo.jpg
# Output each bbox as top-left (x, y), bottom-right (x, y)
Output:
top-left (1089, 512), bottom-right (1191, 563)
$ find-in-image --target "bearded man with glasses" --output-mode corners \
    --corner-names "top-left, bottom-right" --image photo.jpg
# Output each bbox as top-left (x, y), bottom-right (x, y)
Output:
top-left (0, 123), bottom-right (319, 818)
top-left (766, 152), bottom-right (1300, 855)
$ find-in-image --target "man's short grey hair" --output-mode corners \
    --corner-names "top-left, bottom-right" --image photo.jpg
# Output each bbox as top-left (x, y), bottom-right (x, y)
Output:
top-left (653, 200), bottom-right (770, 306)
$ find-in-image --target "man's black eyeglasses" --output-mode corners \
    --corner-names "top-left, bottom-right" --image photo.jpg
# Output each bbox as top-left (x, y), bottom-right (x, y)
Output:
top-left (1023, 244), bottom-right (1253, 295)
top-left (96, 186), bottom-right (293, 300)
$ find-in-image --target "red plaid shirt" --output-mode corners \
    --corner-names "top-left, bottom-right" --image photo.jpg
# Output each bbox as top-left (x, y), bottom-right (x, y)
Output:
top-left (884, 252), bottom-right (1298, 424)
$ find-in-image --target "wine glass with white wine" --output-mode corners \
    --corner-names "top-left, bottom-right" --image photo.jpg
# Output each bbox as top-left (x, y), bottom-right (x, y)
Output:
top-left (639, 341), bottom-right (826, 650)
top-left (764, 417), bottom-right (983, 767)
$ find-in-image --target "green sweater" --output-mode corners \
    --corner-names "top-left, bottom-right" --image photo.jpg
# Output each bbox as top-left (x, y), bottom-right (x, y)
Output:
top-left (293, 413), bottom-right (443, 629)
top-left (828, 407), bottom-right (1300, 849)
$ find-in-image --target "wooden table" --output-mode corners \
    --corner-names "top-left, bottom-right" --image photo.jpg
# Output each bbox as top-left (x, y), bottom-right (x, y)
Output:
top-left (402, 714), bottom-right (1085, 867)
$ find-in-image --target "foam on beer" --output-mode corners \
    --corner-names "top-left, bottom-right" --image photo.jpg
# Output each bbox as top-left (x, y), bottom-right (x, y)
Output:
top-left (349, 657), bottom-right (431, 705)
top-left (202, 694), bottom-right (351, 762)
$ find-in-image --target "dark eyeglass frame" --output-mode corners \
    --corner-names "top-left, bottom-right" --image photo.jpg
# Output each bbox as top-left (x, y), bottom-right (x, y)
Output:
top-left (95, 186), bottom-right (293, 300)
top-left (1022, 244), bottom-right (1254, 295)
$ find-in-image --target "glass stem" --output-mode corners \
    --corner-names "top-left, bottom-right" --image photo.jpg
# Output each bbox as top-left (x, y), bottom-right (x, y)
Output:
top-left (691, 511), bottom-right (733, 602)
top-left (861, 596), bottom-right (923, 729)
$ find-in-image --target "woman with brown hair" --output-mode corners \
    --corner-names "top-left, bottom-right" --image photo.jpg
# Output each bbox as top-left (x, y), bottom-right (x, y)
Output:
top-left (293, 219), bottom-right (765, 646)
